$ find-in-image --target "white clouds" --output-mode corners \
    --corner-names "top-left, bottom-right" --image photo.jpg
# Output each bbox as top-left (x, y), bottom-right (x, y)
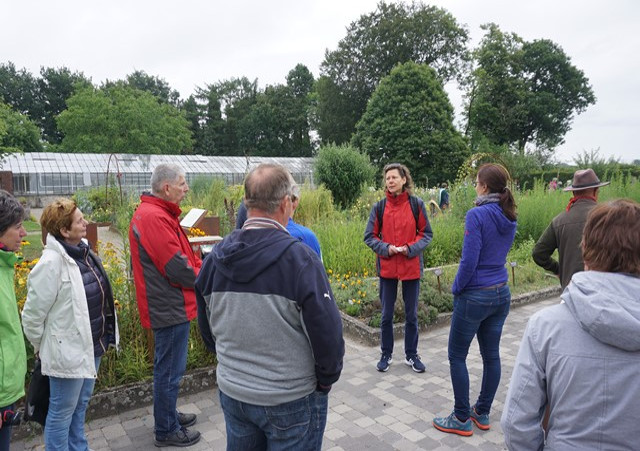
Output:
top-left (3, 0), bottom-right (639, 162)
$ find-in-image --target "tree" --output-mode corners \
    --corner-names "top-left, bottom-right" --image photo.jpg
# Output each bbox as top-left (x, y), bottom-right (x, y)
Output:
top-left (35, 66), bottom-right (92, 144)
top-left (124, 70), bottom-right (181, 106)
top-left (466, 23), bottom-right (596, 155)
top-left (352, 62), bottom-right (468, 186)
top-left (318, 1), bottom-right (469, 144)
top-left (57, 84), bottom-right (193, 154)
top-left (314, 143), bottom-right (376, 209)
top-left (0, 62), bottom-right (38, 118)
top-left (0, 101), bottom-right (42, 155)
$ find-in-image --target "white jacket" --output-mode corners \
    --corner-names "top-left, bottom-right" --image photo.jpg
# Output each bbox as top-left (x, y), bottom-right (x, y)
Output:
top-left (22, 234), bottom-right (119, 378)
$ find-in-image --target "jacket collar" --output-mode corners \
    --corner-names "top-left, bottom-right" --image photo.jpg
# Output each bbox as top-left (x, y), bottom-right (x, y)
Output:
top-left (140, 193), bottom-right (182, 218)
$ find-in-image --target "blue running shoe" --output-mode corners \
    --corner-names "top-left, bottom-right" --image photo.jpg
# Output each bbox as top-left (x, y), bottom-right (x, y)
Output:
top-left (405, 354), bottom-right (426, 373)
top-left (433, 412), bottom-right (473, 436)
top-left (377, 353), bottom-right (392, 372)
top-left (470, 405), bottom-right (490, 430)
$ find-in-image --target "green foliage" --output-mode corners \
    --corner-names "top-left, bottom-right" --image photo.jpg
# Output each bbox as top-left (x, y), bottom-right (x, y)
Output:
top-left (0, 101), bottom-right (42, 153)
top-left (293, 184), bottom-right (335, 226)
top-left (73, 186), bottom-right (122, 223)
top-left (467, 23), bottom-right (595, 154)
top-left (314, 143), bottom-right (376, 209)
top-left (318, 1), bottom-right (470, 144)
top-left (353, 61), bottom-right (469, 185)
top-left (316, 216), bottom-right (376, 275)
top-left (58, 84), bottom-right (193, 154)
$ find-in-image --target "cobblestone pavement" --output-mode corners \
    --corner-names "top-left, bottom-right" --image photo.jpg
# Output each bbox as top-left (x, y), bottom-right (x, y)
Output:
top-left (13, 296), bottom-right (558, 450)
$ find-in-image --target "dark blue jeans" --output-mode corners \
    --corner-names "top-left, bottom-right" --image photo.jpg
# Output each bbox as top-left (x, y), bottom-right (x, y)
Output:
top-left (379, 277), bottom-right (420, 357)
top-left (153, 321), bottom-right (190, 439)
top-left (219, 389), bottom-right (328, 451)
top-left (1, 403), bottom-right (16, 451)
top-left (448, 285), bottom-right (510, 421)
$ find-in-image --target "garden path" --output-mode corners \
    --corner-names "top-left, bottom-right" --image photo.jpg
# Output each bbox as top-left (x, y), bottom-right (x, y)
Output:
top-left (13, 295), bottom-right (560, 450)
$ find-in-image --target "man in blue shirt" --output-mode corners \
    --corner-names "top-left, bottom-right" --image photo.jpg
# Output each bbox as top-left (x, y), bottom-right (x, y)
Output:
top-left (288, 184), bottom-right (323, 261)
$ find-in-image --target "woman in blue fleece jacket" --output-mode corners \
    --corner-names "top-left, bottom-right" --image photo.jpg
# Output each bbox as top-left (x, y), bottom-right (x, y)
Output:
top-left (433, 163), bottom-right (517, 437)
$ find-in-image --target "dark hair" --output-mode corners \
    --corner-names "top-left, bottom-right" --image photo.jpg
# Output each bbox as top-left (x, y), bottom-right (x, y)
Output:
top-left (0, 189), bottom-right (25, 235)
top-left (244, 164), bottom-right (294, 214)
top-left (383, 163), bottom-right (413, 195)
top-left (582, 199), bottom-right (640, 275)
top-left (477, 163), bottom-right (517, 221)
top-left (40, 198), bottom-right (77, 239)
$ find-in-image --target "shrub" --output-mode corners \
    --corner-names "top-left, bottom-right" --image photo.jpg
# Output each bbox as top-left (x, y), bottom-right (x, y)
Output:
top-left (314, 143), bottom-right (376, 209)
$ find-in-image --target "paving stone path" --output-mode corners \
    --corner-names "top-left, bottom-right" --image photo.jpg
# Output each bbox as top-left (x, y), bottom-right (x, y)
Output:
top-left (13, 296), bottom-right (558, 450)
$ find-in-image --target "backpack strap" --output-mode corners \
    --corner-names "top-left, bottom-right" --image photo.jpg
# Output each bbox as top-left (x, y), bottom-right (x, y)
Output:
top-left (375, 198), bottom-right (387, 237)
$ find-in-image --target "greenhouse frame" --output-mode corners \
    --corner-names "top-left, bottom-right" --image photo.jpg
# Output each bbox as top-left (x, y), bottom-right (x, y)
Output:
top-left (0, 152), bottom-right (315, 200)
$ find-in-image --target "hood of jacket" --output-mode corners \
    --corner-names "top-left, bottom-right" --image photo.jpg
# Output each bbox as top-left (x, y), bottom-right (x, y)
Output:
top-left (563, 271), bottom-right (640, 351)
top-left (212, 227), bottom-right (297, 284)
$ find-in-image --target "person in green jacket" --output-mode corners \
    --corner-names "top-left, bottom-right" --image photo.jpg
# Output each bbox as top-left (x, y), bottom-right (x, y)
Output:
top-left (0, 190), bottom-right (28, 450)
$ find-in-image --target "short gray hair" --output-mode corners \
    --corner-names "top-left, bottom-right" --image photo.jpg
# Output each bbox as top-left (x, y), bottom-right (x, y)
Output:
top-left (151, 164), bottom-right (185, 194)
top-left (244, 164), bottom-right (294, 214)
top-left (0, 189), bottom-right (25, 235)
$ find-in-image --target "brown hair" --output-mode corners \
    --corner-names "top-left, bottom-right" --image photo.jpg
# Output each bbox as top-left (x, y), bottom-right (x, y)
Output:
top-left (477, 163), bottom-right (517, 221)
top-left (582, 199), bottom-right (640, 275)
top-left (0, 189), bottom-right (25, 235)
top-left (383, 163), bottom-right (413, 195)
top-left (40, 198), bottom-right (77, 239)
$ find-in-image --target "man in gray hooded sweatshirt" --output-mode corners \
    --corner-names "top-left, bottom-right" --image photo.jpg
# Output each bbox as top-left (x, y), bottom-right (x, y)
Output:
top-left (501, 199), bottom-right (640, 450)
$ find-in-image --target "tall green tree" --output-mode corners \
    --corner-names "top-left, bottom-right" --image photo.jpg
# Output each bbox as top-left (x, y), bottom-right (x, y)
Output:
top-left (124, 70), bottom-right (181, 106)
top-left (0, 62), bottom-right (38, 118)
top-left (35, 66), bottom-right (91, 144)
top-left (318, 1), bottom-right (469, 144)
top-left (0, 101), bottom-right (43, 155)
top-left (466, 23), bottom-right (596, 155)
top-left (57, 84), bottom-right (192, 154)
top-left (352, 62), bottom-right (468, 185)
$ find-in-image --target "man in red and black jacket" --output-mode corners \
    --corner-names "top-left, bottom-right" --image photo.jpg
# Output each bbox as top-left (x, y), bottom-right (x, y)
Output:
top-left (129, 163), bottom-right (202, 448)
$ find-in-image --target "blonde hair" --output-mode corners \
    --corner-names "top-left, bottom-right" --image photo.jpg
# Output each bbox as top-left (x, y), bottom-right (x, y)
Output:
top-left (40, 198), bottom-right (77, 239)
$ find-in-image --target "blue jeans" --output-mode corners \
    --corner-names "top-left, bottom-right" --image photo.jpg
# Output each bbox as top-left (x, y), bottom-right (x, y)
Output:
top-left (153, 321), bottom-right (190, 439)
top-left (1, 403), bottom-right (16, 451)
top-left (219, 389), bottom-right (328, 451)
top-left (448, 285), bottom-right (510, 421)
top-left (379, 277), bottom-right (420, 357)
top-left (45, 356), bottom-right (101, 451)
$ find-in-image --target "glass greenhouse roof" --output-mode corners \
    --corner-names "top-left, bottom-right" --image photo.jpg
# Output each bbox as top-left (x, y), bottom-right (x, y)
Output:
top-left (1, 152), bottom-right (314, 175)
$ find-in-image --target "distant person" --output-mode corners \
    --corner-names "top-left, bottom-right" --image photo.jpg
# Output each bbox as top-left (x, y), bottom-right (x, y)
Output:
top-left (432, 164), bottom-right (517, 437)
top-left (548, 177), bottom-right (558, 191)
top-left (196, 163), bottom-right (344, 450)
top-left (0, 190), bottom-right (28, 451)
top-left (438, 182), bottom-right (450, 211)
top-left (287, 184), bottom-right (322, 259)
top-left (22, 198), bottom-right (119, 450)
top-left (129, 164), bottom-right (202, 447)
top-left (502, 199), bottom-right (640, 450)
top-left (532, 168), bottom-right (609, 289)
top-left (364, 163), bottom-right (433, 373)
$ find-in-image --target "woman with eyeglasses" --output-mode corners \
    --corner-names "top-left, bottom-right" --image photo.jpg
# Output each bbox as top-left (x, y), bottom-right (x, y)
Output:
top-left (364, 163), bottom-right (433, 374)
top-left (433, 163), bottom-right (517, 437)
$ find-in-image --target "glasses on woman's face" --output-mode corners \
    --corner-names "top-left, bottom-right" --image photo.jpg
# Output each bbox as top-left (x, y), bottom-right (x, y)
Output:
top-left (472, 181), bottom-right (478, 187)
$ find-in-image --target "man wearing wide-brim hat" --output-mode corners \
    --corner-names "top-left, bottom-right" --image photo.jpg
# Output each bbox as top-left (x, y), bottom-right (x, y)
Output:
top-left (532, 168), bottom-right (610, 289)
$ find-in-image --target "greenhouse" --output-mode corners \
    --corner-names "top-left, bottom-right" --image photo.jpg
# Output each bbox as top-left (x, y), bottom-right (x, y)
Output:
top-left (0, 152), bottom-right (315, 200)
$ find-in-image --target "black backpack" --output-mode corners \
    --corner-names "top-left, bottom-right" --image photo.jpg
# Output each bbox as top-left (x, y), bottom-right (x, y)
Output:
top-left (375, 195), bottom-right (421, 238)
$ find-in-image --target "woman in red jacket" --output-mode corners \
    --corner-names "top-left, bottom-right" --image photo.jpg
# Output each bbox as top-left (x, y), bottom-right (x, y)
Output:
top-left (364, 163), bottom-right (433, 373)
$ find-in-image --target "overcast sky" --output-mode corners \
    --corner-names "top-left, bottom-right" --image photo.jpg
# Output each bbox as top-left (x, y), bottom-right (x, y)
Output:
top-left (3, 0), bottom-right (639, 163)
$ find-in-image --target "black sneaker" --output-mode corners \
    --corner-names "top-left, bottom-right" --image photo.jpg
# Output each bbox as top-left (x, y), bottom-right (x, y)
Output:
top-left (177, 411), bottom-right (197, 428)
top-left (154, 427), bottom-right (201, 448)
top-left (405, 354), bottom-right (426, 373)
top-left (377, 353), bottom-right (393, 372)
